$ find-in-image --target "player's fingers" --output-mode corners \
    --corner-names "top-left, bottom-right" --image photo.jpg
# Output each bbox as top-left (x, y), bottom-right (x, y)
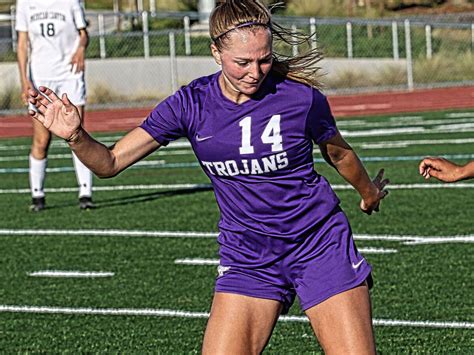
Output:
top-left (27, 88), bottom-right (41, 99)
top-left (379, 178), bottom-right (390, 190)
top-left (37, 94), bottom-right (52, 108)
top-left (28, 97), bottom-right (47, 115)
top-left (373, 168), bottom-right (385, 183)
top-left (423, 167), bottom-right (431, 179)
top-left (38, 86), bottom-right (61, 102)
top-left (61, 93), bottom-right (74, 113)
top-left (28, 109), bottom-right (46, 125)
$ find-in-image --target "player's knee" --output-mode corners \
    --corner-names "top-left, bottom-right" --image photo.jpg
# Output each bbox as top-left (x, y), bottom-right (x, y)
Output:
top-left (31, 139), bottom-right (50, 159)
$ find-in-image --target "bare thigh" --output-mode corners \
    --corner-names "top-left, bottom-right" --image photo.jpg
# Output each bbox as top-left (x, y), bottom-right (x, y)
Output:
top-left (202, 292), bottom-right (282, 355)
top-left (305, 283), bottom-right (376, 355)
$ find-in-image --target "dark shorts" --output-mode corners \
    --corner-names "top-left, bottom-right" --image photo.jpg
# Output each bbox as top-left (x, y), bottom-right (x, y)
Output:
top-left (214, 207), bottom-right (372, 314)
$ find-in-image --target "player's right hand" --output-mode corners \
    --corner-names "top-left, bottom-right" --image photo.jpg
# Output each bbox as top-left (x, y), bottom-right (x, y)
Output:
top-left (419, 157), bottom-right (462, 183)
top-left (359, 168), bottom-right (389, 215)
top-left (28, 86), bottom-right (82, 141)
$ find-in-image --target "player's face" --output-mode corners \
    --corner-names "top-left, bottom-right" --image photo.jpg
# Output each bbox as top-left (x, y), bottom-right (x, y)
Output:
top-left (212, 27), bottom-right (273, 101)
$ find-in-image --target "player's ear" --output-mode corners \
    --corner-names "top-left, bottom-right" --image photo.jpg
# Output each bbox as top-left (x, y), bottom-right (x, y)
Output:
top-left (210, 43), bottom-right (222, 66)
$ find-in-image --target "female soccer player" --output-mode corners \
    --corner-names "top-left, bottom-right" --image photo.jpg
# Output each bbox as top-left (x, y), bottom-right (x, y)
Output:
top-left (16, 0), bottom-right (93, 211)
top-left (28, 0), bottom-right (388, 352)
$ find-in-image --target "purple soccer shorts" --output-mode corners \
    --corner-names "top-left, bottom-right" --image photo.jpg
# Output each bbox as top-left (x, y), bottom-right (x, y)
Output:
top-left (214, 206), bottom-right (372, 314)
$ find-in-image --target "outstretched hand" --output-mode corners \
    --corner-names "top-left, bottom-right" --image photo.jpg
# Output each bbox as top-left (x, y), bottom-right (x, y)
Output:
top-left (28, 86), bottom-right (82, 141)
top-left (419, 157), bottom-right (462, 183)
top-left (360, 168), bottom-right (389, 215)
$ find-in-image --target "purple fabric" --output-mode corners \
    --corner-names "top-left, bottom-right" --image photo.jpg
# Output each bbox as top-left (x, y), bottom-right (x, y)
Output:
top-left (141, 71), bottom-right (341, 267)
top-left (215, 207), bottom-right (372, 313)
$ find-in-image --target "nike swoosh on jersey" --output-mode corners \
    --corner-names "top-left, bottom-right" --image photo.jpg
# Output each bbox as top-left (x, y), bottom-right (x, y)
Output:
top-left (196, 135), bottom-right (213, 142)
top-left (352, 259), bottom-right (364, 269)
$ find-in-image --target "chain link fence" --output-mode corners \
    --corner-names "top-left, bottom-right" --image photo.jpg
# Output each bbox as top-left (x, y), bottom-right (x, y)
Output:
top-left (1, 10), bottom-right (473, 112)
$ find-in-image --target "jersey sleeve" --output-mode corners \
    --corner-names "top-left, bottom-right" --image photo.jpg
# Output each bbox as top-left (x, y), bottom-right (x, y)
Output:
top-left (71, 0), bottom-right (88, 29)
top-left (15, 0), bottom-right (28, 32)
top-left (140, 91), bottom-right (188, 146)
top-left (306, 89), bottom-right (338, 144)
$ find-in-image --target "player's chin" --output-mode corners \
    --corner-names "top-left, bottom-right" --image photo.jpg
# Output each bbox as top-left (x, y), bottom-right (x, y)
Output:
top-left (240, 83), bottom-right (261, 95)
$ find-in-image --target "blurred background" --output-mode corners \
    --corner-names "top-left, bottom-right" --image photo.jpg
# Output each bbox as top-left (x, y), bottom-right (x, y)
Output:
top-left (0, 0), bottom-right (473, 113)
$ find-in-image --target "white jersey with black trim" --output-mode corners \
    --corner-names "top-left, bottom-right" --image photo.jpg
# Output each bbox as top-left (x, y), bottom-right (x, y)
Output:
top-left (15, 0), bottom-right (87, 81)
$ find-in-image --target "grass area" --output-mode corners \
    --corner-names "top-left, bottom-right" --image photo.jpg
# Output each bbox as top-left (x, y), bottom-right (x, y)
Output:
top-left (0, 109), bottom-right (473, 352)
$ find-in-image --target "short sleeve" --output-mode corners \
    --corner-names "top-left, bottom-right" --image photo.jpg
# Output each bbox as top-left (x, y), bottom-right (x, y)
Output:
top-left (306, 90), bottom-right (337, 144)
top-left (15, 0), bottom-right (28, 32)
top-left (72, 0), bottom-right (87, 29)
top-left (140, 91), bottom-right (187, 146)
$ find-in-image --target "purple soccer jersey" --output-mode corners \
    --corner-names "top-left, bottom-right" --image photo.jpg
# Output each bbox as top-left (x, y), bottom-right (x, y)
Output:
top-left (141, 72), bottom-right (341, 265)
top-left (141, 71), bottom-right (372, 310)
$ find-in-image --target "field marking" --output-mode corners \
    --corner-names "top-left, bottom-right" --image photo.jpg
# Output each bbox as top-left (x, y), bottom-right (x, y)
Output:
top-left (355, 234), bottom-right (474, 244)
top-left (338, 117), bottom-right (474, 129)
top-left (28, 271), bottom-right (114, 278)
top-left (2, 154), bottom-right (474, 174)
top-left (403, 236), bottom-right (474, 245)
top-left (0, 229), bottom-right (472, 245)
top-left (0, 150), bottom-right (192, 162)
top-left (1, 182), bottom-right (474, 195)
top-left (3, 136), bottom-right (474, 157)
top-left (446, 112), bottom-right (474, 118)
top-left (0, 229), bottom-right (218, 238)
top-left (0, 139), bottom-right (192, 151)
top-left (355, 138), bottom-right (474, 149)
top-left (175, 248), bottom-right (398, 265)
top-left (358, 247), bottom-right (398, 254)
top-left (340, 125), bottom-right (474, 137)
top-left (0, 305), bottom-right (472, 329)
top-left (2, 137), bottom-right (474, 161)
top-left (175, 258), bottom-right (219, 265)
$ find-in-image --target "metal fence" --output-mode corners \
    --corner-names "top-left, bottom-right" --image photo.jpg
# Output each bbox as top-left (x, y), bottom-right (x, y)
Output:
top-left (1, 10), bottom-right (473, 112)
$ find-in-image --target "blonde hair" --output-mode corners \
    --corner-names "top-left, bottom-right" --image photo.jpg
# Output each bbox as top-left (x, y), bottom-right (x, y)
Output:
top-left (210, 0), bottom-right (323, 88)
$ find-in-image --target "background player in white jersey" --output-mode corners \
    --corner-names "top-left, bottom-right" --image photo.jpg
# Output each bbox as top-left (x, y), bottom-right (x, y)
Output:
top-left (16, 0), bottom-right (93, 211)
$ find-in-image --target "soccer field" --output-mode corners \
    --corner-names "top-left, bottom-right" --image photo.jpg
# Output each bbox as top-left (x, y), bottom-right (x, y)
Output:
top-left (0, 109), bottom-right (473, 353)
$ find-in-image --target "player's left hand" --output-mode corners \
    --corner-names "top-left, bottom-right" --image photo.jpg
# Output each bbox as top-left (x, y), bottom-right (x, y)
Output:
top-left (70, 47), bottom-right (85, 73)
top-left (360, 168), bottom-right (389, 215)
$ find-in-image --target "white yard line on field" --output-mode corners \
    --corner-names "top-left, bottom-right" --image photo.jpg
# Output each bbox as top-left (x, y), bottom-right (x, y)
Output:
top-left (0, 305), bottom-right (472, 329)
top-left (340, 124), bottom-right (474, 137)
top-left (0, 229), bottom-right (473, 244)
top-left (28, 271), bottom-right (114, 278)
top-left (0, 150), bottom-right (193, 162)
top-left (0, 229), bottom-right (218, 238)
top-left (446, 112), bottom-right (474, 118)
top-left (175, 248), bottom-right (398, 266)
top-left (1, 182), bottom-right (473, 194)
top-left (338, 117), bottom-right (474, 129)
top-left (355, 137), bottom-right (474, 149)
top-left (0, 139), bottom-right (192, 151)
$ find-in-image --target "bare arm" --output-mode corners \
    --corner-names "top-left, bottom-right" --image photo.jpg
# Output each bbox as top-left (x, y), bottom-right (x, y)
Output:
top-left (67, 126), bottom-right (160, 178)
top-left (319, 131), bottom-right (389, 214)
top-left (419, 157), bottom-right (474, 182)
top-left (28, 86), bottom-right (160, 178)
top-left (16, 31), bottom-right (32, 104)
top-left (71, 28), bottom-right (89, 73)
